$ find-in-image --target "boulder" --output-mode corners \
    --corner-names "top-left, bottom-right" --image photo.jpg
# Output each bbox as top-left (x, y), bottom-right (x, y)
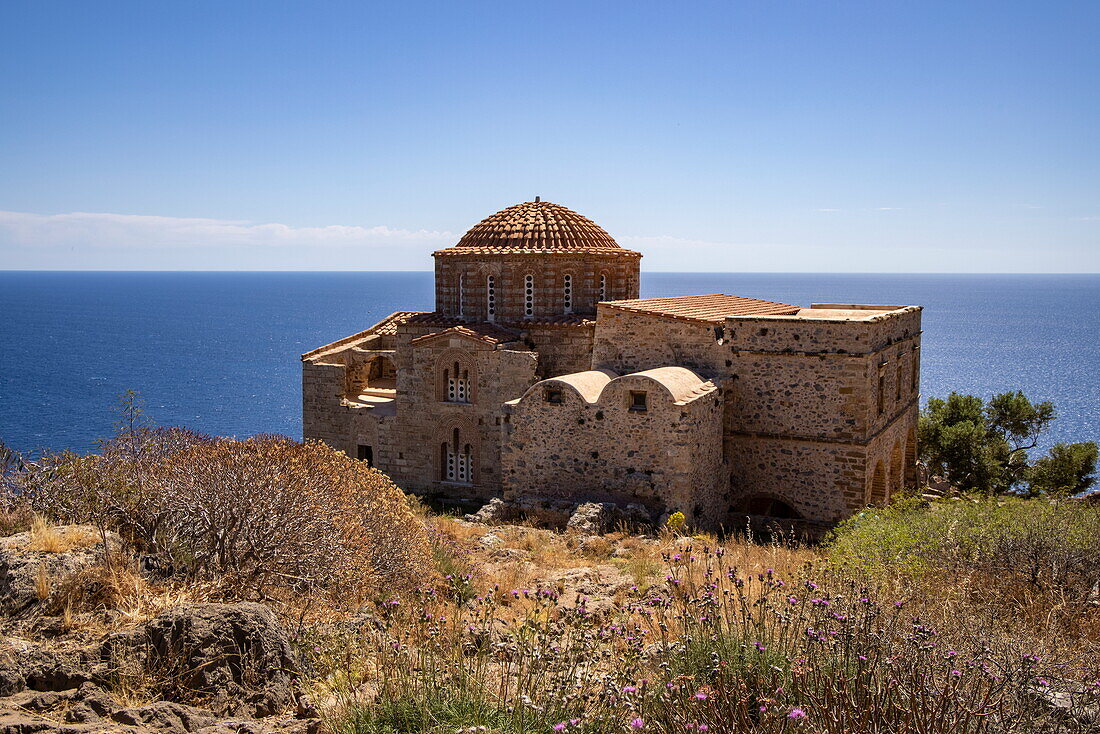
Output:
top-left (464, 498), bottom-right (512, 525)
top-left (567, 502), bottom-right (653, 535)
top-left (1024, 679), bottom-right (1100, 729)
top-left (0, 635), bottom-right (96, 694)
top-left (566, 502), bottom-right (621, 535)
top-left (0, 526), bottom-right (119, 618)
top-left (101, 603), bottom-right (300, 718)
top-left (109, 701), bottom-right (217, 732)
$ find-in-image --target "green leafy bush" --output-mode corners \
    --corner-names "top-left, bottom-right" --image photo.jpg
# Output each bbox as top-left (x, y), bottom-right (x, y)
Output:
top-left (828, 496), bottom-right (1100, 602)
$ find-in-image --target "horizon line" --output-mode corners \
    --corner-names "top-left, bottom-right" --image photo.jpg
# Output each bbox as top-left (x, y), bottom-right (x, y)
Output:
top-left (2, 269), bottom-right (1098, 276)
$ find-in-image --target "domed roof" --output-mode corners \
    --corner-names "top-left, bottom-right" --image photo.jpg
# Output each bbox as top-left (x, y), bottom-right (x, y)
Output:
top-left (435, 200), bottom-right (640, 257)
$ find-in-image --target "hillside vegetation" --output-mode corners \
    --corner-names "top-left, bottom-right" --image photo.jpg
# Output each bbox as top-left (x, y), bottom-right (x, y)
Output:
top-left (1, 402), bottom-right (1098, 732)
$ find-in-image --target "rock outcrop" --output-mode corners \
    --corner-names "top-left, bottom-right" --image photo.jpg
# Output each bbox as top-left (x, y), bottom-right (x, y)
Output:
top-left (0, 525), bottom-right (315, 733)
top-left (101, 603), bottom-right (299, 718)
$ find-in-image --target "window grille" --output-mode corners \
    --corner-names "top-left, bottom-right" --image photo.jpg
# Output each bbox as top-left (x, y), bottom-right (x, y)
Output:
top-left (563, 274), bottom-right (572, 313)
top-left (486, 275), bottom-right (496, 321)
top-left (445, 361), bottom-right (470, 403)
top-left (599, 274), bottom-right (607, 301)
top-left (524, 274), bottom-right (534, 317)
top-left (443, 430), bottom-right (472, 482)
top-left (457, 273), bottom-right (464, 317)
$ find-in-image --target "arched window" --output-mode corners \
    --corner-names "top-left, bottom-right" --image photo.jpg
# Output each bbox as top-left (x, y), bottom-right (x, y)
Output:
top-left (563, 274), bottom-right (573, 313)
top-left (524, 274), bottom-right (534, 317)
top-left (457, 273), bottom-right (465, 318)
top-left (445, 360), bottom-right (470, 403)
top-left (442, 428), bottom-right (472, 483)
top-left (599, 273), bottom-right (608, 301)
top-left (486, 275), bottom-right (496, 321)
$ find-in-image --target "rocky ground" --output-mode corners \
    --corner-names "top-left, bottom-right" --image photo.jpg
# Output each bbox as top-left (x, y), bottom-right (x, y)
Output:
top-left (0, 526), bottom-right (319, 734)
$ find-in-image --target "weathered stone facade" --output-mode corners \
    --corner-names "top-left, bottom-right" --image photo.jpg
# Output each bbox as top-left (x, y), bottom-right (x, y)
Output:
top-left (303, 200), bottom-right (922, 528)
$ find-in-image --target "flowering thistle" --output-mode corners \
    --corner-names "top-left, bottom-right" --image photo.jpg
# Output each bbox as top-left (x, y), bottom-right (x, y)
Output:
top-left (788, 707), bottom-right (808, 720)
top-left (630, 717), bottom-right (646, 729)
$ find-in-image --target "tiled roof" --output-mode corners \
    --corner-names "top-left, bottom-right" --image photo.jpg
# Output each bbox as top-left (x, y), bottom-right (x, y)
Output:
top-left (433, 200), bottom-right (642, 257)
top-left (409, 324), bottom-right (522, 346)
top-left (601, 295), bottom-right (799, 324)
top-left (434, 246), bottom-right (641, 257)
top-left (371, 311), bottom-right (422, 336)
top-left (406, 319), bottom-right (522, 345)
top-left (301, 311), bottom-right (423, 360)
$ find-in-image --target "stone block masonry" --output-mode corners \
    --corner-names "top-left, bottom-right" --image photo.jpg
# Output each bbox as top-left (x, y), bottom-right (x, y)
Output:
top-left (302, 200), bottom-right (922, 527)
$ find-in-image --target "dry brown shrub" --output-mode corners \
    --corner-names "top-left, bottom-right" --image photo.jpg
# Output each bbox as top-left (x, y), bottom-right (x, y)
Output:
top-left (0, 502), bottom-right (32, 538)
top-left (149, 436), bottom-right (432, 603)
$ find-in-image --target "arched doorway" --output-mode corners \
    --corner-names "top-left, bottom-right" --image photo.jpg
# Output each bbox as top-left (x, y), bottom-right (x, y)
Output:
top-left (742, 496), bottom-right (801, 519)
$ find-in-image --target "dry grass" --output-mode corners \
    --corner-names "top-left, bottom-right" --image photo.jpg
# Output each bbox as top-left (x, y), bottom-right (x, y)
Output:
top-left (25, 515), bottom-right (99, 553)
top-left (34, 564), bottom-right (50, 600)
top-left (46, 561), bottom-right (211, 633)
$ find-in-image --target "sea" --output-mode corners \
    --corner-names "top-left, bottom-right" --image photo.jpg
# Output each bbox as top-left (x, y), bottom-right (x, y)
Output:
top-left (1, 272), bottom-right (1097, 456)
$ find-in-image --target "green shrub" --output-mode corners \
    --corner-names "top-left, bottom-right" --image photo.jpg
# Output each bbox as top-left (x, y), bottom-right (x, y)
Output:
top-left (828, 496), bottom-right (1100, 601)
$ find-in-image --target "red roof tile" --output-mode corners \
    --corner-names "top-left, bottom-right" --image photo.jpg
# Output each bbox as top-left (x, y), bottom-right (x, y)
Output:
top-left (601, 295), bottom-right (799, 324)
top-left (434, 200), bottom-right (642, 257)
top-left (301, 311), bottom-right (422, 360)
top-left (408, 324), bottom-right (523, 346)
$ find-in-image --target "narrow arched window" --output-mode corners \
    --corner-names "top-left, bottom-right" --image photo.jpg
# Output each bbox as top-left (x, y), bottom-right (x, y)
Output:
top-left (443, 429), bottom-right (470, 483)
top-left (524, 274), bottom-right (534, 317)
top-left (446, 360), bottom-right (470, 403)
top-left (457, 273), bottom-right (465, 318)
top-left (486, 275), bottom-right (496, 321)
top-left (460, 443), bottom-right (472, 483)
top-left (563, 274), bottom-right (573, 313)
top-left (599, 273), bottom-right (608, 301)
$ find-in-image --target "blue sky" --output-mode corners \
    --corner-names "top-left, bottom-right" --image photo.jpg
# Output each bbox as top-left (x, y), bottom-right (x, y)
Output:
top-left (0, 1), bottom-right (1096, 271)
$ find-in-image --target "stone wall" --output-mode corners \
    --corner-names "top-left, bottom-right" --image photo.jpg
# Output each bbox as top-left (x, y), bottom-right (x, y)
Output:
top-left (386, 326), bottom-right (539, 497)
top-left (305, 281), bottom-right (923, 526)
top-left (592, 308), bottom-right (725, 376)
top-left (501, 370), bottom-right (725, 530)
top-left (302, 362), bottom-right (349, 450)
top-left (724, 436), bottom-right (869, 523)
top-left (523, 324), bottom-right (596, 378)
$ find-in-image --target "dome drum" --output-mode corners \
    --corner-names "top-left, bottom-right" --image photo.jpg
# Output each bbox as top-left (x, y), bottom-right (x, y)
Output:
top-left (434, 200), bottom-right (641, 320)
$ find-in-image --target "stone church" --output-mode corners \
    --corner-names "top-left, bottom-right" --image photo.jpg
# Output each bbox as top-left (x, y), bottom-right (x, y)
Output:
top-left (302, 199), bottom-right (921, 529)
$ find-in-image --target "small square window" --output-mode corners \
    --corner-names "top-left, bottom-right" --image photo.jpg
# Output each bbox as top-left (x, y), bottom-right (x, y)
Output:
top-left (629, 391), bottom-right (648, 412)
top-left (545, 388), bottom-right (563, 404)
